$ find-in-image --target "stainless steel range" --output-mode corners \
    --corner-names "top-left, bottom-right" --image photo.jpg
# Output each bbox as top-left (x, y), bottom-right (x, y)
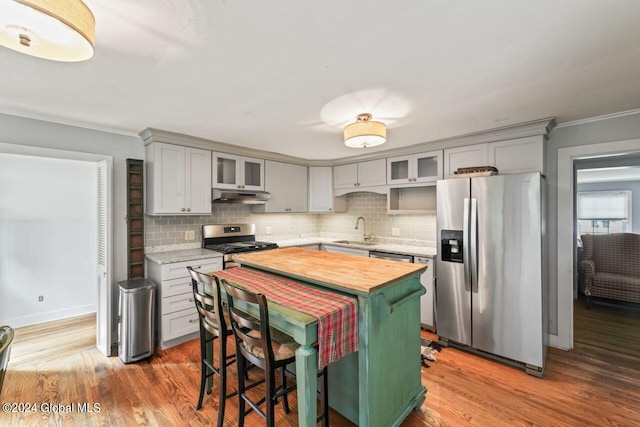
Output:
top-left (202, 224), bottom-right (278, 268)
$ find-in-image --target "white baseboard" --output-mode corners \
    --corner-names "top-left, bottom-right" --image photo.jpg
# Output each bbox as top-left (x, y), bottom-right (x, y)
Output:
top-left (2, 304), bottom-right (97, 328)
top-left (549, 333), bottom-right (571, 351)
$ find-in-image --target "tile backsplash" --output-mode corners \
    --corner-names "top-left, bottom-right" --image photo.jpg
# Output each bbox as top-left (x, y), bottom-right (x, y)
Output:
top-left (318, 193), bottom-right (436, 245)
top-left (144, 192), bottom-right (436, 250)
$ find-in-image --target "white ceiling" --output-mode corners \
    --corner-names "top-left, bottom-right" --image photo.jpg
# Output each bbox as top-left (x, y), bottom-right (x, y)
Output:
top-left (1, 0), bottom-right (639, 160)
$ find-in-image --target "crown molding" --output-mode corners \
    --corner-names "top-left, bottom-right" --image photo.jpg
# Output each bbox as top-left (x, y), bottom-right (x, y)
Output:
top-left (331, 117), bottom-right (555, 165)
top-left (142, 117), bottom-right (556, 167)
top-left (139, 128), bottom-right (309, 165)
top-left (555, 108), bottom-right (640, 129)
top-left (0, 110), bottom-right (139, 138)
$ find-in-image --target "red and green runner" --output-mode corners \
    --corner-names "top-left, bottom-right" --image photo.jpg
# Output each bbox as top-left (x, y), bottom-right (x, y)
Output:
top-left (211, 267), bottom-right (359, 369)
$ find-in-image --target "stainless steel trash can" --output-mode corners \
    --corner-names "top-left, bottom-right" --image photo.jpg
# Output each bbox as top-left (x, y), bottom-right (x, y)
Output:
top-left (118, 278), bottom-right (155, 363)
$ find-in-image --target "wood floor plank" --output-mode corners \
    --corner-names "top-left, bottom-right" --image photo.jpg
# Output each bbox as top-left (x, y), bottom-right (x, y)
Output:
top-left (1, 302), bottom-right (639, 426)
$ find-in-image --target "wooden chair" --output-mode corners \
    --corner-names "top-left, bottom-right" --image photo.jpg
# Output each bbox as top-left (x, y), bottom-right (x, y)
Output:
top-left (0, 325), bottom-right (15, 396)
top-left (222, 280), bottom-right (329, 427)
top-left (187, 267), bottom-right (237, 427)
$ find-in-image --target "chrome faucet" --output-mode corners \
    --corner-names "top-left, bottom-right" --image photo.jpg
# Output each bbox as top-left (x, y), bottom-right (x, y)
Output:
top-left (355, 216), bottom-right (369, 241)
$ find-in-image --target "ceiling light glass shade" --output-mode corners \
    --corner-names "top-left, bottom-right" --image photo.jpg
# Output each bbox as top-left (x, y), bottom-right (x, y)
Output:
top-left (0, 0), bottom-right (95, 62)
top-left (343, 113), bottom-right (386, 148)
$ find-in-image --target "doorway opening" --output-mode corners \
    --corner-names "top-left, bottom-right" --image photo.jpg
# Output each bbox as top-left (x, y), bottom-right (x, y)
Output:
top-left (556, 137), bottom-right (640, 350)
top-left (0, 143), bottom-right (112, 356)
top-left (572, 153), bottom-right (640, 359)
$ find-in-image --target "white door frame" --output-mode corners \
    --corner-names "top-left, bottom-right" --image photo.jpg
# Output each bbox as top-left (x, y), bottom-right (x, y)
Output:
top-left (555, 137), bottom-right (640, 350)
top-left (0, 142), bottom-right (113, 355)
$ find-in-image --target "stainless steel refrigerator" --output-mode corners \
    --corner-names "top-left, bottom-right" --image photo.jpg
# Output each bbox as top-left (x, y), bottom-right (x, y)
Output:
top-left (436, 172), bottom-right (547, 376)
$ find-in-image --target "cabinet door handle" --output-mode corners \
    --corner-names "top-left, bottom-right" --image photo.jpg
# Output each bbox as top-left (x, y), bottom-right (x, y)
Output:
top-left (353, 183), bottom-right (357, 186)
top-left (329, 208), bottom-right (332, 211)
top-left (181, 208), bottom-right (186, 212)
top-left (189, 319), bottom-right (197, 323)
top-left (186, 208), bottom-right (191, 212)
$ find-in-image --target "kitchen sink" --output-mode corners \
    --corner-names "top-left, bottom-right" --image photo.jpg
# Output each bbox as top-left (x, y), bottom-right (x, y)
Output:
top-left (332, 240), bottom-right (377, 246)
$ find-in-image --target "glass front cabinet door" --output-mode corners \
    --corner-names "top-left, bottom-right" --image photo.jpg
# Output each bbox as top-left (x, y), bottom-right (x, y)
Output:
top-left (213, 153), bottom-right (264, 191)
top-left (387, 150), bottom-right (443, 185)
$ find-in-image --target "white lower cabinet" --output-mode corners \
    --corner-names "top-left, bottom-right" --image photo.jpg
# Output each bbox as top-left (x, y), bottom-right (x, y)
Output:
top-left (161, 309), bottom-right (199, 342)
top-left (321, 244), bottom-right (369, 257)
top-left (416, 256), bottom-right (436, 331)
top-left (146, 256), bottom-right (223, 349)
top-left (297, 243), bottom-right (321, 250)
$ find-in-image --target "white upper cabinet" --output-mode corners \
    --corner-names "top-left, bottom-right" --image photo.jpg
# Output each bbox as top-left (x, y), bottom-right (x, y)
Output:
top-left (358, 159), bottom-right (387, 186)
top-left (212, 153), bottom-right (264, 191)
top-left (334, 159), bottom-right (386, 189)
top-left (185, 148), bottom-right (214, 214)
top-left (333, 163), bottom-right (358, 189)
top-left (308, 166), bottom-right (346, 213)
top-left (146, 142), bottom-right (212, 215)
top-left (443, 144), bottom-right (490, 178)
top-left (443, 136), bottom-right (545, 178)
top-left (253, 161), bottom-right (307, 213)
top-left (488, 135), bottom-right (545, 175)
top-left (387, 150), bottom-right (443, 185)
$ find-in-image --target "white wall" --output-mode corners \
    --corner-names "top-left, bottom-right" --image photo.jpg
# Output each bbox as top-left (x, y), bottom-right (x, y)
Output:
top-left (0, 113), bottom-right (145, 336)
top-left (0, 154), bottom-right (97, 326)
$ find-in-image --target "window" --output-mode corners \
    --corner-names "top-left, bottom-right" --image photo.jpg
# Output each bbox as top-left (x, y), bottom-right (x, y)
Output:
top-left (577, 190), bottom-right (632, 235)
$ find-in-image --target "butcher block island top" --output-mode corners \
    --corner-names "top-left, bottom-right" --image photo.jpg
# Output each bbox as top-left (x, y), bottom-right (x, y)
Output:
top-left (232, 247), bottom-right (426, 294)
top-left (232, 246), bottom-right (427, 427)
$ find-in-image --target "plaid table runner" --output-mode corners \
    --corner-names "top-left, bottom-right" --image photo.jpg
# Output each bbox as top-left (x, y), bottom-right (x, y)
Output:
top-left (211, 267), bottom-right (359, 369)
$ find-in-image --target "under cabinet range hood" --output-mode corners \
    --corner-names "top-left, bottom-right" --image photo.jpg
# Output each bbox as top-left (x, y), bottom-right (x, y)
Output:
top-left (212, 189), bottom-right (270, 204)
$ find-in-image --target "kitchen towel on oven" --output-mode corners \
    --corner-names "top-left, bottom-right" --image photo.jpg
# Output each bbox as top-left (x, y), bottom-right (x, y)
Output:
top-left (212, 267), bottom-right (359, 369)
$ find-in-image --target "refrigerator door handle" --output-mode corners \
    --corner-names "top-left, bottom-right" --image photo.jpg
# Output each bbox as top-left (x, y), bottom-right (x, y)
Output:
top-left (463, 197), bottom-right (471, 292)
top-left (470, 198), bottom-right (479, 293)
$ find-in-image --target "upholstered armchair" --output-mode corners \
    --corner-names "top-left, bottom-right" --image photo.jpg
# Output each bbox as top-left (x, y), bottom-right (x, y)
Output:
top-left (580, 233), bottom-right (640, 308)
top-left (0, 325), bottom-right (14, 394)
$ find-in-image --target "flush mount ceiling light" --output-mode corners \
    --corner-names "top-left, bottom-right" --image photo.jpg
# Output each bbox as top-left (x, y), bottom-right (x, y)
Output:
top-left (0, 0), bottom-right (95, 62)
top-left (343, 113), bottom-right (386, 148)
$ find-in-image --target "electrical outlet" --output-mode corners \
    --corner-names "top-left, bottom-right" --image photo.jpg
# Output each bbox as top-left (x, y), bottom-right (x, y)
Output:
top-left (392, 227), bottom-right (400, 236)
top-left (185, 230), bottom-right (195, 240)
top-left (265, 226), bottom-right (272, 235)
top-left (38, 295), bottom-right (44, 302)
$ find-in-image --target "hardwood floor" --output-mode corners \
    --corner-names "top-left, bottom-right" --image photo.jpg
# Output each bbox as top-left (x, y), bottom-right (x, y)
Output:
top-left (1, 310), bottom-right (639, 426)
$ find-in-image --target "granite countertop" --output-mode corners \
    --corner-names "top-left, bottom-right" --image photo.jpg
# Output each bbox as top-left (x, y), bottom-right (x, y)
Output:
top-left (145, 248), bottom-right (222, 265)
top-left (145, 237), bottom-right (436, 265)
top-left (272, 237), bottom-right (437, 258)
